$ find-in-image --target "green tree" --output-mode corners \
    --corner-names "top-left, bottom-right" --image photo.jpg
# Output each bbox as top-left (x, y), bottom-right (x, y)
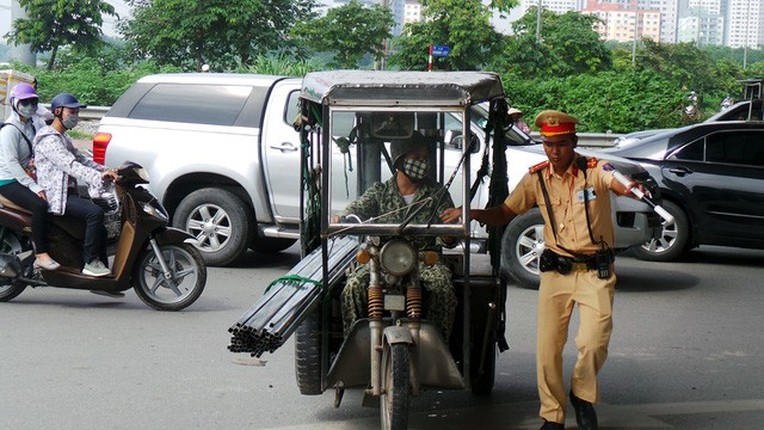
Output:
top-left (6, 0), bottom-right (116, 70)
top-left (290, 0), bottom-right (393, 69)
top-left (493, 8), bottom-right (611, 79)
top-left (122, 0), bottom-right (315, 71)
top-left (389, 0), bottom-right (507, 71)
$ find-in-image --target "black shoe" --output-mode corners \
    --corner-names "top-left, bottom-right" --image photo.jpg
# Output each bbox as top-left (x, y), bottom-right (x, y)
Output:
top-left (540, 420), bottom-right (564, 430)
top-left (570, 390), bottom-right (598, 430)
top-left (89, 289), bottom-right (125, 298)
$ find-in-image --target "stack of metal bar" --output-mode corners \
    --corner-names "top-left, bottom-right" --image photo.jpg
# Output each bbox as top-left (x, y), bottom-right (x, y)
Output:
top-left (228, 236), bottom-right (358, 357)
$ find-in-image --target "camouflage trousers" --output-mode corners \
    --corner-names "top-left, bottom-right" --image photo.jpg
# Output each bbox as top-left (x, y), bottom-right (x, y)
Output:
top-left (341, 261), bottom-right (457, 341)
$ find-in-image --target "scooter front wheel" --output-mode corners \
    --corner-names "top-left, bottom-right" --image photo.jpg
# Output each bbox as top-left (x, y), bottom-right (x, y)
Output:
top-left (132, 243), bottom-right (207, 311)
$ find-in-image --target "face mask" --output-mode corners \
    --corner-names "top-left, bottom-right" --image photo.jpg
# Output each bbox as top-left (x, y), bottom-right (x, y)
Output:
top-left (17, 104), bottom-right (37, 118)
top-left (62, 113), bottom-right (79, 130)
top-left (402, 158), bottom-right (429, 181)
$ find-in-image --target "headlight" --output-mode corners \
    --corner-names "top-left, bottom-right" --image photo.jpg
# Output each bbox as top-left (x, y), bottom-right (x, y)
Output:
top-left (135, 167), bottom-right (150, 182)
top-left (380, 239), bottom-right (416, 276)
top-left (142, 202), bottom-right (168, 221)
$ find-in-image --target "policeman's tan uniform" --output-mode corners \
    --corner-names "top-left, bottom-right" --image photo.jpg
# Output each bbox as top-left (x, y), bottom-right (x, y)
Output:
top-left (503, 110), bottom-right (617, 424)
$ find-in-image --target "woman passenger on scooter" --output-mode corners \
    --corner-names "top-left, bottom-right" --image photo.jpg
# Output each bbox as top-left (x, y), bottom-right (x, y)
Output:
top-left (33, 93), bottom-right (118, 277)
top-left (0, 83), bottom-right (60, 271)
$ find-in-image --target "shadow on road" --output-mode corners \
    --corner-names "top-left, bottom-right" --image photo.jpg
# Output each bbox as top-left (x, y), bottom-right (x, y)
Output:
top-left (615, 266), bottom-right (699, 292)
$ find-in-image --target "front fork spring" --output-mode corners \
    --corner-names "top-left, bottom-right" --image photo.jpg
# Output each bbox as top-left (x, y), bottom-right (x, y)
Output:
top-left (368, 285), bottom-right (383, 320)
top-left (406, 287), bottom-right (422, 321)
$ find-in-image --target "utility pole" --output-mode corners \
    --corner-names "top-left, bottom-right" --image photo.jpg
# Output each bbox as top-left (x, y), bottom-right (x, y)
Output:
top-left (378, 0), bottom-right (391, 71)
top-left (536, 0), bottom-right (542, 44)
top-left (10, 0), bottom-right (36, 66)
top-left (743, 0), bottom-right (750, 69)
top-left (631, 0), bottom-right (638, 65)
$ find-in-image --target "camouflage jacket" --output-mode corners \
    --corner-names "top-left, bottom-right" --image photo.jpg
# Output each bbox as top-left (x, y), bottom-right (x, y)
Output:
top-left (344, 177), bottom-right (455, 251)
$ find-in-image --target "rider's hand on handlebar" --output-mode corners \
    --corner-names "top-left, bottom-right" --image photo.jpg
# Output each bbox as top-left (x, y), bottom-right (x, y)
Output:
top-left (440, 207), bottom-right (462, 224)
top-left (101, 169), bottom-right (119, 182)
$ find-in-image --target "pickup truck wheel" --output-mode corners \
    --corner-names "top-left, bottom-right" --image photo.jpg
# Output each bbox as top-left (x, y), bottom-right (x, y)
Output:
top-left (500, 209), bottom-right (544, 290)
top-left (173, 188), bottom-right (253, 266)
top-left (631, 200), bottom-right (689, 262)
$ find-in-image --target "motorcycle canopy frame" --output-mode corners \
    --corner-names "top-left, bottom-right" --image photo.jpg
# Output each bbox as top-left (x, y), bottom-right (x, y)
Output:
top-left (299, 70), bottom-right (506, 251)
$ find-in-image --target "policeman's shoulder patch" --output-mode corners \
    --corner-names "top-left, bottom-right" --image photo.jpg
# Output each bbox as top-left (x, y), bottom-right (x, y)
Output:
top-left (602, 162), bottom-right (615, 171)
top-left (587, 157), bottom-right (599, 169)
top-left (529, 160), bottom-right (550, 173)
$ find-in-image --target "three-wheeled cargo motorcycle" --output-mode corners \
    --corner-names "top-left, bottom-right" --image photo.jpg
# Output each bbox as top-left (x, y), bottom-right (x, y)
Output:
top-left (292, 71), bottom-right (513, 429)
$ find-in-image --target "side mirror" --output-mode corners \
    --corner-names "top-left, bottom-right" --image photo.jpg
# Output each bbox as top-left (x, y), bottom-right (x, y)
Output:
top-left (445, 130), bottom-right (480, 153)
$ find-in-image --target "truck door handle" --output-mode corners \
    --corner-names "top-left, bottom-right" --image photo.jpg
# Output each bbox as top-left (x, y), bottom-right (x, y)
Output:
top-left (271, 142), bottom-right (298, 153)
top-left (668, 167), bottom-right (692, 176)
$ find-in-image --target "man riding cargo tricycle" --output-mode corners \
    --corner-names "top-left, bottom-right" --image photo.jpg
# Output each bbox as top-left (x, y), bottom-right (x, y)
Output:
top-left (229, 71), bottom-right (513, 429)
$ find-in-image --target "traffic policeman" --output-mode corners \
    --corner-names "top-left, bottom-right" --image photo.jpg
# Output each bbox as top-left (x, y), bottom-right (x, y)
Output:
top-left (443, 110), bottom-right (637, 430)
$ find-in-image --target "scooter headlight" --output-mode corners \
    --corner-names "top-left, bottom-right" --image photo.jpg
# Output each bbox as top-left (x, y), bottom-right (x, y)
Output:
top-left (142, 202), bottom-right (168, 221)
top-left (380, 239), bottom-right (416, 276)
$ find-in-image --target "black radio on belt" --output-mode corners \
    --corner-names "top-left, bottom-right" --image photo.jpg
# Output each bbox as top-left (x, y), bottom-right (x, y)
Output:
top-left (594, 249), bottom-right (614, 279)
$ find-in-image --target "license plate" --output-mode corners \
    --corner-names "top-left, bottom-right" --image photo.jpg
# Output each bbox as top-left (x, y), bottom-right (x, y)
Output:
top-left (384, 294), bottom-right (405, 311)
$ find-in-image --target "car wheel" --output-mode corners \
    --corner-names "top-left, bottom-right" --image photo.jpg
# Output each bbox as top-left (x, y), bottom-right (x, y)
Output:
top-left (173, 188), bottom-right (254, 266)
top-left (632, 200), bottom-right (689, 262)
top-left (500, 209), bottom-right (544, 290)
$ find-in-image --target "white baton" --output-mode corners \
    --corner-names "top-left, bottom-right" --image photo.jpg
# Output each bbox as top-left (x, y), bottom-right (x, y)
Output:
top-left (613, 171), bottom-right (674, 224)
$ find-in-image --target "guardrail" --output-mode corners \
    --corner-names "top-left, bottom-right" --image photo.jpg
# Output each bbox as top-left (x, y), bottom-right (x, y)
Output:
top-left (79, 106), bottom-right (624, 147)
top-left (81, 106), bottom-right (110, 120)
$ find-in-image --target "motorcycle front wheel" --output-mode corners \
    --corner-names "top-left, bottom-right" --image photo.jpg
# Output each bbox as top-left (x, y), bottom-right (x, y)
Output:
top-left (132, 243), bottom-right (206, 311)
top-left (380, 343), bottom-right (410, 430)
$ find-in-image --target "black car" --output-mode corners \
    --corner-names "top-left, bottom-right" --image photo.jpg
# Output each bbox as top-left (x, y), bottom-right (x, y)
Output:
top-left (602, 120), bottom-right (764, 261)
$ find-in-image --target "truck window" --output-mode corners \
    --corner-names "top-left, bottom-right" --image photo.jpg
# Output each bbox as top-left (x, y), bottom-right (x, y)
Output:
top-left (128, 83), bottom-right (255, 126)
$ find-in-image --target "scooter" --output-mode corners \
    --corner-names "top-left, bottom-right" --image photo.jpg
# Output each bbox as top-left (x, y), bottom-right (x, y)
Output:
top-left (0, 162), bottom-right (206, 311)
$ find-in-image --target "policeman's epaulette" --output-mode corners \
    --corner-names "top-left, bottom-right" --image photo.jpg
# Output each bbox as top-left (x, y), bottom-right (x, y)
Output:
top-left (529, 160), bottom-right (549, 174)
top-left (587, 157), bottom-right (599, 169)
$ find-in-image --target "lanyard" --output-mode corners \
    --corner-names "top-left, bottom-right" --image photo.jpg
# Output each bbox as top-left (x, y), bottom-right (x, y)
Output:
top-left (536, 157), bottom-right (597, 250)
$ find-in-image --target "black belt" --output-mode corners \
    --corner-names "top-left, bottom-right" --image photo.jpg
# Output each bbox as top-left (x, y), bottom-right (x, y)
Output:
top-left (540, 249), bottom-right (613, 275)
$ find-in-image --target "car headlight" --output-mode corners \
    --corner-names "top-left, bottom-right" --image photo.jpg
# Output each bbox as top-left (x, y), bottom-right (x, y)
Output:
top-left (380, 239), bottom-right (416, 276)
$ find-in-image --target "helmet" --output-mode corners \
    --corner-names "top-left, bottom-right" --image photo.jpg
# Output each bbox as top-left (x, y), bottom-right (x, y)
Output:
top-left (10, 83), bottom-right (38, 101)
top-left (50, 92), bottom-right (87, 111)
top-left (390, 131), bottom-right (428, 168)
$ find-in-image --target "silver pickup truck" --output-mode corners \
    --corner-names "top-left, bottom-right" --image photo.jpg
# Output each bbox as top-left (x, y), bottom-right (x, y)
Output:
top-left (94, 73), bottom-right (657, 288)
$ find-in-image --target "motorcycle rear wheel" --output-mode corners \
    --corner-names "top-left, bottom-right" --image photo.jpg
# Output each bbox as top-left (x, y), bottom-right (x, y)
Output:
top-left (132, 243), bottom-right (207, 311)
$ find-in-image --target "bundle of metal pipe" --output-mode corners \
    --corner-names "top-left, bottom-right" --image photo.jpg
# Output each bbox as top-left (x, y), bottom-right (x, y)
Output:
top-left (228, 236), bottom-right (359, 357)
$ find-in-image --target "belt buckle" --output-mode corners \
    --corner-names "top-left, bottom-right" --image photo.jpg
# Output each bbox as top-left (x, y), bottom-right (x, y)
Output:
top-left (571, 262), bottom-right (588, 272)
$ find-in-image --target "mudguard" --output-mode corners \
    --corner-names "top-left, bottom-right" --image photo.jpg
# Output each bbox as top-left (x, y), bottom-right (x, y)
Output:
top-left (154, 227), bottom-right (197, 246)
top-left (325, 320), bottom-right (464, 391)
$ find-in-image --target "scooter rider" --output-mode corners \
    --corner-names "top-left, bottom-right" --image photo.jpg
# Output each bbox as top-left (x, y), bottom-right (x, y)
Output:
top-left (33, 92), bottom-right (118, 277)
top-left (0, 83), bottom-right (60, 271)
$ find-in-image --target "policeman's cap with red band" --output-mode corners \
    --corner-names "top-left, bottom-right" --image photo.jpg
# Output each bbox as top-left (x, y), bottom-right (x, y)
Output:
top-left (534, 109), bottom-right (579, 140)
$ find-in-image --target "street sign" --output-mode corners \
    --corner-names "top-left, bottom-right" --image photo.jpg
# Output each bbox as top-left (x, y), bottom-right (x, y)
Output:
top-left (431, 45), bottom-right (450, 57)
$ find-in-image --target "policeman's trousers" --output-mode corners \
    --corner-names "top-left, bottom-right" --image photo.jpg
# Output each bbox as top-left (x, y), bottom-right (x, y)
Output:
top-left (536, 269), bottom-right (616, 424)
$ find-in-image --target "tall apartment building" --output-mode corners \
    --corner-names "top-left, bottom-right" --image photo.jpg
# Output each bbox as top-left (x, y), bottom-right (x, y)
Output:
top-left (677, 0), bottom-right (724, 45)
top-left (726, 0), bottom-right (764, 48)
top-left (403, 0), bottom-right (423, 27)
top-left (584, 1), bottom-right (661, 42)
top-left (599, 0), bottom-right (680, 43)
